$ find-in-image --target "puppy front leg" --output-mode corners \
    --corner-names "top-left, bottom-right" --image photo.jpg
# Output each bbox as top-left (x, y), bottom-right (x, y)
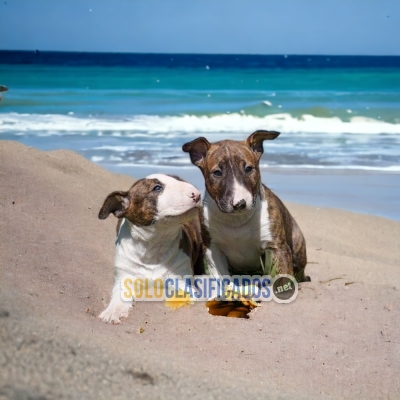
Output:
top-left (99, 269), bottom-right (133, 324)
top-left (205, 243), bottom-right (230, 279)
top-left (264, 242), bottom-right (294, 277)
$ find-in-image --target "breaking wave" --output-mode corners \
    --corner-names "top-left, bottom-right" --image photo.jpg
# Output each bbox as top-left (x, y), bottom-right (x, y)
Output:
top-left (1, 112), bottom-right (400, 136)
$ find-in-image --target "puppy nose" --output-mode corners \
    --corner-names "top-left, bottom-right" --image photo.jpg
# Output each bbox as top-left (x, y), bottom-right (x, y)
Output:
top-left (232, 199), bottom-right (246, 211)
top-left (190, 191), bottom-right (201, 203)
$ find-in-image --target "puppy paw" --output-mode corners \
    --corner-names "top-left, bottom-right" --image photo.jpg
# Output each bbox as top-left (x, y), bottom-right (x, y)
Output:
top-left (99, 304), bottom-right (131, 324)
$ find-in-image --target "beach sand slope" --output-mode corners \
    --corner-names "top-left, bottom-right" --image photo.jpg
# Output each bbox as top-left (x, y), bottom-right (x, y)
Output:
top-left (0, 141), bottom-right (399, 399)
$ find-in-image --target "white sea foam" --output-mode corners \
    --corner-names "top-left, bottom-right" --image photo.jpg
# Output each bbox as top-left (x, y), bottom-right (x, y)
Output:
top-left (98, 160), bottom-right (400, 172)
top-left (90, 156), bottom-right (104, 162)
top-left (1, 112), bottom-right (400, 136)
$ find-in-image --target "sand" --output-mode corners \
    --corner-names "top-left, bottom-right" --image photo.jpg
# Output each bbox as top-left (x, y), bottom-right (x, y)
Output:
top-left (1, 140), bottom-right (399, 399)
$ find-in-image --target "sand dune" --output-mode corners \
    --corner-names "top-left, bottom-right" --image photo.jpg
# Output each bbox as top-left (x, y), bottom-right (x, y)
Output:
top-left (1, 141), bottom-right (399, 399)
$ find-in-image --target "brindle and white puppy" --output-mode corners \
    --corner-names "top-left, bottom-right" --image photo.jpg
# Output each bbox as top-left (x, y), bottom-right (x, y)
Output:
top-left (182, 130), bottom-right (309, 282)
top-left (98, 174), bottom-right (203, 324)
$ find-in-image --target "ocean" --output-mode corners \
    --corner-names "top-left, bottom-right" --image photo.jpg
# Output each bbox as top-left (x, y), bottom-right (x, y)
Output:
top-left (1, 51), bottom-right (400, 173)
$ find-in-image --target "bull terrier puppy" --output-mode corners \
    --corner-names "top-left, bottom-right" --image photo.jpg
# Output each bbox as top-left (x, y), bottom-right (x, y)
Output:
top-left (98, 174), bottom-right (203, 324)
top-left (183, 130), bottom-right (309, 282)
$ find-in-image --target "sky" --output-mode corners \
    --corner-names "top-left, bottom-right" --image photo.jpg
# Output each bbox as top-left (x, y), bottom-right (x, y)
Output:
top-left (0, 0), bottom-right (399, 55)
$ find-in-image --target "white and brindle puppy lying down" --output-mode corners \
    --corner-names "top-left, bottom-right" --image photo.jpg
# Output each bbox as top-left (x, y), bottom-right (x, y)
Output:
top-left (183, 130), bottom-right (310, 282)
top-left (98, 174), bottom-right (204, 324)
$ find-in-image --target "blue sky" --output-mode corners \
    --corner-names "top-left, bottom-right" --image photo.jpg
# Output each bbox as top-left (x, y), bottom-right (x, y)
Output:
top-left (0, 0), bottom-right (399, 55)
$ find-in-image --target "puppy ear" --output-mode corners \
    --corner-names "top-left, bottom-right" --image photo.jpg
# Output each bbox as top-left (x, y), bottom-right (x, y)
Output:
top-left (246, 130), bottom-right (280, 158)
top-left (98, 191), bottom-right (130, 219)
top-left (182, 137), bottom-right (211, 167)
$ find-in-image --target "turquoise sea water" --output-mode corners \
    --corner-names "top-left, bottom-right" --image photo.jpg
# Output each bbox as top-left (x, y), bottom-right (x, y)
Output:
top-left (1, 52), bottom-right (400, 171)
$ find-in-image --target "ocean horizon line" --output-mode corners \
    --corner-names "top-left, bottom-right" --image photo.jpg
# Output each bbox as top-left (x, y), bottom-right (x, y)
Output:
top-left (2, 49), bottom-right (400, 57)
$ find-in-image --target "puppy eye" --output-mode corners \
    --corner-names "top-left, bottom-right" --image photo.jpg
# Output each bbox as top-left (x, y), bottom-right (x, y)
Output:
top-left (152, 185), bottom-right (163, 192)
top-left (245, 166), bottom-right (253, 173)
top-left (212, 169), bottom-right (222, 177)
